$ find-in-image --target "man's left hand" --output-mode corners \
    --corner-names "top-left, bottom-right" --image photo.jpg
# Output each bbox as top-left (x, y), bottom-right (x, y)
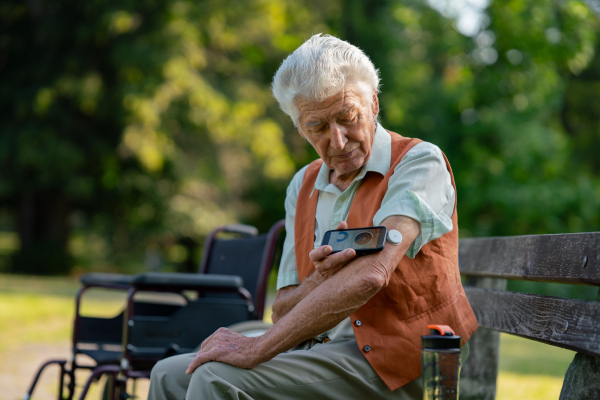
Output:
top-left (185, 327), bottom-right (264, 374)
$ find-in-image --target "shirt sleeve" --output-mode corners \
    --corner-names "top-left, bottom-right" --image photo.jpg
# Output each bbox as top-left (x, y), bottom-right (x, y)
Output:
top-left (275, 166), bottom-right (307, 290)
top-left (373, 142), bottom-right (455, 258)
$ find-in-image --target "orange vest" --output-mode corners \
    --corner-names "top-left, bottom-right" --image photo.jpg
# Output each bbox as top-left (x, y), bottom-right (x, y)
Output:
top-left (294, 130), bottom-right (478, 391)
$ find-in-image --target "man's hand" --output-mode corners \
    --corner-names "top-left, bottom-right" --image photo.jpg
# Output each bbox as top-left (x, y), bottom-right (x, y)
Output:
top-left (185, 328), bottom-right (265, 374)
top-left (310, 221), bottom-right (356, 281)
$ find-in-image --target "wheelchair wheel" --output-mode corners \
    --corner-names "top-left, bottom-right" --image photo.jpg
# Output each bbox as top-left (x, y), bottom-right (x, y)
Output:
top-left (226, 320), bottom-right (272, 337)
top-left (101, 375), bottom-right (130, 400)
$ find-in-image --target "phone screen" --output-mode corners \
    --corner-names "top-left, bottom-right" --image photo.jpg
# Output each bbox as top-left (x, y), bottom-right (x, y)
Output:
top-left (322, 226), bottom-right (387, 254)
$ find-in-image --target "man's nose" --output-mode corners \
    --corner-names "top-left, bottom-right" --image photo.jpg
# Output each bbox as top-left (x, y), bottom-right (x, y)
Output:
top-left (329, 123), bottom-right (348, 150)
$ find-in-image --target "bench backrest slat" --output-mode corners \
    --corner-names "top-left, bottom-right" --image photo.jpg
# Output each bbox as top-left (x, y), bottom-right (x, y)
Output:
top-left (459, 232), bottom-right (600, 285)
top-left (459, 231), bottom-right (600, 400)
top-left (465, 286), bottom-right (600, 357)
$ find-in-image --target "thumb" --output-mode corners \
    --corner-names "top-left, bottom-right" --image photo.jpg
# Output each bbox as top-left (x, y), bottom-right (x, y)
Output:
top-left (186, 355), bottom-right (204, 375)
top-left (186, 350), bottom-right (212, 375)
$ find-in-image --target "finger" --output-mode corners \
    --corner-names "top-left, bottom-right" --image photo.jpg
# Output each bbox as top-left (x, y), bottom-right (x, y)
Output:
top-left (323, 247), bottom-right (356, 266)
top-left (309, 245), bottom-right (333, 262)
top-left (186, 352), bottom-right (210, 374)
top-left (335, 221), bottom-right (349, 230)
top-left (317, 249), bottom-right (356, 273)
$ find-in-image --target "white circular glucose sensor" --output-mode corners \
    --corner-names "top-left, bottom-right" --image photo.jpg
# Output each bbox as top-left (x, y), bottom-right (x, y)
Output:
top-left (387, 229), bottom-right (403, 245)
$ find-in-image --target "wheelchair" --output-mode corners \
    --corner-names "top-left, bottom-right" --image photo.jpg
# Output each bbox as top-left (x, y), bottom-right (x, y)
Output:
top-left (24, 220), bottom-right (285, 400)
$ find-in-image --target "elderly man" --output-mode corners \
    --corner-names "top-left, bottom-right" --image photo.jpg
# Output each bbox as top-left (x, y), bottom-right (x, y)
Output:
top-left (149, 34), bottom-right (478, 399)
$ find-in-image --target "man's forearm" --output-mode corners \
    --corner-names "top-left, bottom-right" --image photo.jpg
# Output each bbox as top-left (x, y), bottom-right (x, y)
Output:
top-left (271, 272), bottom-right (323, 323)
top-left (183, 259), bottom-right (381, 374)
top-left (260, 258), bottom-right (382, 358)
top-left (272, 221), bottom-right (354, 323)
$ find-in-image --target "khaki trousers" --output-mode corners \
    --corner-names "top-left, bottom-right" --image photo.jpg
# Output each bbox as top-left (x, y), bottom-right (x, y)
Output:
top-left (148, 338), bottom-right (423, 400)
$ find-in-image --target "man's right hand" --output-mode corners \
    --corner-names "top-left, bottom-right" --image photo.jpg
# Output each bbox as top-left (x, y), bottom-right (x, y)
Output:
top-left (309, 220), bottom-right (356, 281)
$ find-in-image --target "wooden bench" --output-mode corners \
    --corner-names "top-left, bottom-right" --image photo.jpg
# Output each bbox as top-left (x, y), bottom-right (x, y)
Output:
top-left (458, 232), bottom-right (600, 400)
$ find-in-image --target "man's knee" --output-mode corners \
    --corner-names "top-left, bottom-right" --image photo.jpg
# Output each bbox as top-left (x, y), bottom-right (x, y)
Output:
top-left (149, 353), bottom-right (194, 399)
top-left (152, 354), bottom-right (189, 376)
top-left (150, 357), bottom-right (170, 381)
top-left (189, 361), bottom-right (233, 385)
top-left (188, 361), bottom-right (249, 398)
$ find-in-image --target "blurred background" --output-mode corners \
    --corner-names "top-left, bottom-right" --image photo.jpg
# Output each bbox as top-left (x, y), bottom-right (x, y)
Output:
top-left (1, 1), bottom-right (599, 399)
top-left (1, 0), bottom-right (599, 277)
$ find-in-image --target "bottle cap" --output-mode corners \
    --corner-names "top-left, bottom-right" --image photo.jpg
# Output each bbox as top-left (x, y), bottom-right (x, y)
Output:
top-left (421, 324), bottom-right (462, 349)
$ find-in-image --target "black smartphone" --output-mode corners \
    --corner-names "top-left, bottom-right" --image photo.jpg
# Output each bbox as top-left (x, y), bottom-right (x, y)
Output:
top-left (321, 226), bottom-right (387, 255)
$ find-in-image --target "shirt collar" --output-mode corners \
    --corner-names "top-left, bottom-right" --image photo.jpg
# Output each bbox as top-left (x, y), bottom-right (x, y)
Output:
top-left (312, 123), bottom-right (391, 194)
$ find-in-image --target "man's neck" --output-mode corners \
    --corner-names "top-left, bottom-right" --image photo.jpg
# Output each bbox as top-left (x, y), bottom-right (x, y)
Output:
top-left (329, 168), bottom-right (361, 192)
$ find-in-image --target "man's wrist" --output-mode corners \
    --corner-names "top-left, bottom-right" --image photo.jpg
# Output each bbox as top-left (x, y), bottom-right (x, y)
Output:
top-left (308, 270), bottom-right (326, 286)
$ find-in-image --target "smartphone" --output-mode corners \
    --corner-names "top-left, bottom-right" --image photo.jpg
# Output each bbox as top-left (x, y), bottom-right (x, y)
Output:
top-left (321, 226), bottom-right (387, 255)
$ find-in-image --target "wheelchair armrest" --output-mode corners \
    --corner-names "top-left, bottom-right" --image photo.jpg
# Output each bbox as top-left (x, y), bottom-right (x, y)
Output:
top-left (131, 272), bottom-right (244, 292)
top-left (79, 273), bottom-right (134, 288)
top-left (222, 223), bottom-right (258, 236)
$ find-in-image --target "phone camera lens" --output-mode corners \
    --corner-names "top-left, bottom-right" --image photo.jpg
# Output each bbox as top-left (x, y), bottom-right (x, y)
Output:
top-left (354, 232), bottom-right (373, 246)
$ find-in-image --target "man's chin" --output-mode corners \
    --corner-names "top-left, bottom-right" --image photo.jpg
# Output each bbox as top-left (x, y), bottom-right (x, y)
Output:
top-left (332, 158), bottom-right (366, 176)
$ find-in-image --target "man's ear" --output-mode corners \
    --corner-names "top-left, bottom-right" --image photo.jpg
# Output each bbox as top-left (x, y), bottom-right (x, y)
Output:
top-left (372, 92), bottom-right (380, 117)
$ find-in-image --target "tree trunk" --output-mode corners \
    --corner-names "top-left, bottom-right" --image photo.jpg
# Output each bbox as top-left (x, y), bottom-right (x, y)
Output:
top-left (12, 188), bottom-right (72, 275)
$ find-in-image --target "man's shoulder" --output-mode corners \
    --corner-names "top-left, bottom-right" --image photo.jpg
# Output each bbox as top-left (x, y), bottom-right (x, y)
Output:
top-left (390, 141), bottom-right (451, 179)
top-left (386, 141), bottom-right (450, 178)
top-left (405, 141), bottom-right (444, 157)
top-left (286, 163), bottom-right (312, 199)
top-left (384, 129), bottom-right (442, 154)
top-left (289, 164), bottom-right (309, 186)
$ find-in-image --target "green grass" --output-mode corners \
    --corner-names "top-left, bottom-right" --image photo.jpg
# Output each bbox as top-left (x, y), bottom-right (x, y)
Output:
top-left (0, 274), bottom-right (127, 352)
top-left (496, 333), bottom-right (575, 399)
top-left (0, 274), bottom-right (134, 400)
top-left (0, 292), bottom-right (74, 349)
top-left (0, 273), bottom-right (579, 400)
top-left (0, 274), bottom-right (78, 352)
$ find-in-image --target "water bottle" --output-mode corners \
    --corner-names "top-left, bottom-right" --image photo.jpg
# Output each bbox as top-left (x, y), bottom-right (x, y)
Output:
top-left (421, 324), bottom-right (462, 400)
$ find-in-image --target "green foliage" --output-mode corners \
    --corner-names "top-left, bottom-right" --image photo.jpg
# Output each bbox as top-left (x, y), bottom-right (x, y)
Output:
top-left (340, 0), bottom-right (600, 237)
top-left (0, 0), bottom-right (598, 274)
top-left (0, 0), bottom-right (332, 273)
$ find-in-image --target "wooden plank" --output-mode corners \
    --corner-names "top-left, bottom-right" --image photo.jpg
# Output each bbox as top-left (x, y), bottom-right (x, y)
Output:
top-left (459, 232), bottom-right (600, 285)
top-left (464, 287), bottom-right (600, 356)
top-left (460, 277), bottom-right (506, 400)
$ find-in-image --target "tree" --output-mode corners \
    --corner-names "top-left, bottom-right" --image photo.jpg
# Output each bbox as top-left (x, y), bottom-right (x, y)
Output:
top-left (0, 0), bottom-right (337, 274)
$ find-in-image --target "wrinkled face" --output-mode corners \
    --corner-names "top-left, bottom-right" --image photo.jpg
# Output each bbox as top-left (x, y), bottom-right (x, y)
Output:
top-left (296, 87), bottom-right (379, 182)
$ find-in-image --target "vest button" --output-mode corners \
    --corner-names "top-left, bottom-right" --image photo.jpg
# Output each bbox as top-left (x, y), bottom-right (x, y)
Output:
top-left (363, 345), bottom-right (371, 353)
top-left (355, 320), bottom-right (362, 327)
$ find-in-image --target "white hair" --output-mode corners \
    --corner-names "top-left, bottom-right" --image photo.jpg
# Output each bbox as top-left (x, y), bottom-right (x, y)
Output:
top-left (271, 34), bottom-right (380, 127)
